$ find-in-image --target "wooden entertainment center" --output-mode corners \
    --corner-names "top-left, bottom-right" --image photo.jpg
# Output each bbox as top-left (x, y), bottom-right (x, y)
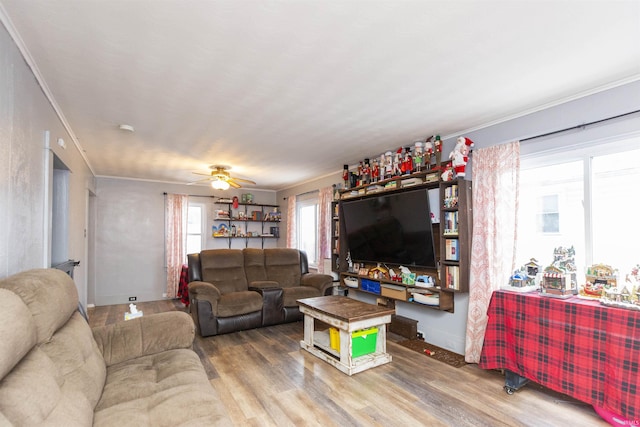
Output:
top-left (331, 171), bottom-right (472, 313)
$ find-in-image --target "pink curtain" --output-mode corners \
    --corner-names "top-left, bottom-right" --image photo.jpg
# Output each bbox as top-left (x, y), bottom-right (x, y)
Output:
top-left (165, 193), bottom-right (188, 299)
top-left (286, 195), bottom-right (296, 248)
top-left (317, 186), bottom-right (333, 273)
top-left (465, 141), bottom-right (520, 363)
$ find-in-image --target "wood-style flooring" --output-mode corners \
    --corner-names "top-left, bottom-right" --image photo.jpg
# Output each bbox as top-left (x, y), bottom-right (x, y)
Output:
top-left (88, 300), bottom-right (608, 426)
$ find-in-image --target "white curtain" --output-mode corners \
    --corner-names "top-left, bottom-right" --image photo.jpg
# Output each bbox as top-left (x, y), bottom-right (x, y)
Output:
top-left (465, 141), bottom-right (520, 363)
top-left (165, 193), bottom-right (188, 299)
top-left (286, 195), bottom-right (296, 248)
top-left (317, 186), bottom-right (333, 273)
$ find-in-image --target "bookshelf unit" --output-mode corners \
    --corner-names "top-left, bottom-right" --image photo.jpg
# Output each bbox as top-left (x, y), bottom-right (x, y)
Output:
top-left (331, 169), bottom-right (472, 312)
top-left (439, 178), bottom-right (472, 292)
top-left (212, 201), bottom-right (281, 248)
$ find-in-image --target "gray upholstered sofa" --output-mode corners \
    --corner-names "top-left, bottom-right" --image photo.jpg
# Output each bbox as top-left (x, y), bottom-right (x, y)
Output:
top-left (188, 248), bottom-right (334, 337)
top-left (0, 269), bottom-right (227, 426)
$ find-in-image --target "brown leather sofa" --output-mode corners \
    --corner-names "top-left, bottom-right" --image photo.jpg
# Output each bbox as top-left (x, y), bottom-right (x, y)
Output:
top-left (188, 248), bottom-right (334, 337)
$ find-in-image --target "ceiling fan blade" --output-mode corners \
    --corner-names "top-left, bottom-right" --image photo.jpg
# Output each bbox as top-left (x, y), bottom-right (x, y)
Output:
top-left (193, 172), bottom-right (213, 177)
top-left (230, 177), bottom-right (256, 185)
top-left (228, 180), bottom-right (242, 189)
top-left (187, 177), bottom-right (212, 185)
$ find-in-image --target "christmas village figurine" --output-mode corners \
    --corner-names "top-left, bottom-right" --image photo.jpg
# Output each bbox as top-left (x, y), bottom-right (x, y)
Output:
top-left (424, 137), bottom-right (434, 169)
top-left (540, 246), bottom-right (578, 298)
top-left (579, 264), bottom-right (618, 299)
top-left (507, 258), bottom-right (541, 290)
top-left (600, 264), bottom-right (639, 310)
top-left (450, 137), bottom-right (474, 178)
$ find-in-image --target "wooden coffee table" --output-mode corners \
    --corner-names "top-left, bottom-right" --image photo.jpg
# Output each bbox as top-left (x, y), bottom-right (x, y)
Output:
top-left (297, 295), bottom-right (395, 375)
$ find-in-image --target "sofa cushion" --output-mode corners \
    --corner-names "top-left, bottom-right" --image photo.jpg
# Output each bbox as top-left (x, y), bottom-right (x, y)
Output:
top-left (200, 249), bottom-right (249, 294)
top-left (0, 268), bottom-right (78, 343)
top-left (217, 291), bottom-right (263, 317)
top-left (264, 249), bottom-right (302, 288)
top-left (243, 248), bottom-right (268, 283)
top-left (0, 311), bottom-right (107, 426)
top-left (94, 349), bottom-right (228, 427)
top-left (282, 286), bottom-right (322, 307)
top-left (0, 289), bottom-right (36, 380)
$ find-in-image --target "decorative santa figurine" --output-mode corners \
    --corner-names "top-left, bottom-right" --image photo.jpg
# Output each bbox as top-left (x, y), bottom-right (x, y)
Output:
top-left (413, 141), bottom-right (424, 172)
top-left (424, 138), bottom-right (434, 170)
top-left (449, 137), bottom-right (475, 178)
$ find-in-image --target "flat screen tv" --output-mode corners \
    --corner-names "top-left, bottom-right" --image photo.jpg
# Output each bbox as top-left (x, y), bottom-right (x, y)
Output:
top-left (341, 188), bottom-right (437, 269)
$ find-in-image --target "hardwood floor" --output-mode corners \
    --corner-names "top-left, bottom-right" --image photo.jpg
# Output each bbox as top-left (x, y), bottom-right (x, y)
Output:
top-left (88, 300), bottom-right (608, 426)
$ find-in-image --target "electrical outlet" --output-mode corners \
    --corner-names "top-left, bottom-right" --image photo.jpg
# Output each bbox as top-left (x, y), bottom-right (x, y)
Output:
top-left (128, 296), bottom-right (137, 302)
top-left (417, 330), bottom-right (424, 340)
top-left (162, 293), bottom-right (167, 298)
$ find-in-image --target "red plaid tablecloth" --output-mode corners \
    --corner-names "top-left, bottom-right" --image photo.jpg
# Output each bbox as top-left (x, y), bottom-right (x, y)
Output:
top-left (479, 290), bottom-right (640, 421)
top-left (177, 264), bottom-right (189, 306)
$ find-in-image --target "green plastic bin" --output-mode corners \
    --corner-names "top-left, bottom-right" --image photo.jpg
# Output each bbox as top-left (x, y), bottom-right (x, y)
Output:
top-left (352, 327), bottom-right (378, 357)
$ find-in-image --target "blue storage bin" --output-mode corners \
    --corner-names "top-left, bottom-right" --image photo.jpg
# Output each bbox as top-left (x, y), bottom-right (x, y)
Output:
top-left (360, 279), bottom-right (381, 294)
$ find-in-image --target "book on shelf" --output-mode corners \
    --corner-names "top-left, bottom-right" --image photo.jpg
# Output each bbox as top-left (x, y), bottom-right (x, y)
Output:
top-left (443, 211), bottom-right (459, 235)
top-left (445, 265), bottom-right (460, 290)
top-left (445, 239), bottom-right (459, 261)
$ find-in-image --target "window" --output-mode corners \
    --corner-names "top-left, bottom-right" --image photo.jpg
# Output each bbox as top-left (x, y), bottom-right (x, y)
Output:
top-left (537, 194), bottom-right (559, 233)
top-left (186, 203), bottom-right (206, 255)
top-left (517, 137), bottom-right (640, 282)
top-left (296, 192), bottom-right (319, 268)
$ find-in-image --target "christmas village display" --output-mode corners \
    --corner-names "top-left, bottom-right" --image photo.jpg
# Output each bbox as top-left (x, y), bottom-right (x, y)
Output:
top-left (507, 246), bottom-right (640, 310)
top-left (339, 135), bottom-right (474, 195)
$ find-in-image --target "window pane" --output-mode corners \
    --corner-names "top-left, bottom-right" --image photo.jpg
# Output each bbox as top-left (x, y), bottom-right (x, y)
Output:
top-left (592, 148), bottom-right (640, 274)
top-left (517, 161), bottom-right (584, 275)
top-left (298, 204), bottom-right (317, 264)
top-left (186, 234), bottom-right (201, 255)
top-left (187, 206), bottom-right (202, 234)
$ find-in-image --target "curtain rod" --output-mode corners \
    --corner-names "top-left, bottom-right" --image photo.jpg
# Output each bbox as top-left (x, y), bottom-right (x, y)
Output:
top-left (520, 109), bottom-right (640, 142)
top-left (162, 192), bottom-right (216, 198)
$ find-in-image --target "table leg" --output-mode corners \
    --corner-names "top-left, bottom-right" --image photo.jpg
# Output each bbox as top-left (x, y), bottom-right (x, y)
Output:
top-left (303, 313), bottom-right (315, 347)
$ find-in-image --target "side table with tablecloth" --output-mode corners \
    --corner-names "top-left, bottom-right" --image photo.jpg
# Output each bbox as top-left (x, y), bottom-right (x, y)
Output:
top-left (479, 290), bottom-right (640, 422)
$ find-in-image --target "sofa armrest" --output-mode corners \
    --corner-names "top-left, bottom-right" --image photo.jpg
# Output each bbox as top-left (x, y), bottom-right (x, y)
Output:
top-left (92, 311), bottom-right (195, 366)
top-left (301, 273), bottom-right (334, 295)
top-left (189, 281), bottom-right (221, 305)
top-left (249, 280), bottom-right (280, 290)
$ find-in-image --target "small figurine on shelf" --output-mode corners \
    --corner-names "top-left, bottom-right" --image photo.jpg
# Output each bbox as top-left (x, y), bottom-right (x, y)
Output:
top-left (371, 158), bottom-right (380, 182)
top-left (343, 164), bottom-right (350, 189)
top-left (402, 147), bottom-right (413, 175)
top-left (450, 136), bottom-right (475, 178)
top-left (393, 148), bottom-right (403, 176)
top-left (362, 158), bottom-right (371, 185)
top-left (424, 137), bottom-right (434, 170)
top-left (413, 141), bottom-right (424, 172)
top-left (384, 151), bottom-right (394, 179)
top-left (434, 135), bottom-right (443, 169)
top-left (357, 161), bottom-right (364, 186)
top-left (441, 162), bottom-right (454, 182)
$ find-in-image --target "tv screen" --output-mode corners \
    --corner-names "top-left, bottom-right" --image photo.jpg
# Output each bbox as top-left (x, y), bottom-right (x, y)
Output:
top-left (342, 189), bottom-right (437, 268)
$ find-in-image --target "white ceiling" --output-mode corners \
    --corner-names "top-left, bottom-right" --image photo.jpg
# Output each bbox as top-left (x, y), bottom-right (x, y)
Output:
top-left (1, 1), bottom-right (639, 190)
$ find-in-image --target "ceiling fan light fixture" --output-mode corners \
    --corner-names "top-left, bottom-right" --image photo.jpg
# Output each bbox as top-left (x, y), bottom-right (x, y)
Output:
top-left (211, 179), bottom-right (230, 190)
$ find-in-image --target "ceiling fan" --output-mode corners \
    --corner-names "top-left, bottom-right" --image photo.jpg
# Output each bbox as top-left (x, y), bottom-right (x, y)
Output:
top-left (188, 165), bottom-right (256, 190)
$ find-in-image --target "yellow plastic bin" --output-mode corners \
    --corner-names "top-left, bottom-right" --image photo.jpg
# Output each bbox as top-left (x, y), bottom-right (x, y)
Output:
top-left (351, 327), bottom-right (378, 357)
top-left (329, 327), bottom-right (340, 351)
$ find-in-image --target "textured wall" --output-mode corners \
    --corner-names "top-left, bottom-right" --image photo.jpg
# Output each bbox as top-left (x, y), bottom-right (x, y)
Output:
top-left (0, 22), bottom-right (94, 308)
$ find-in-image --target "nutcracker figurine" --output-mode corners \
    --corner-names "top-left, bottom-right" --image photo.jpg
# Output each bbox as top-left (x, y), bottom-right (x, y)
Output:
top-left (402, 147), bottom-right (413, 175)
top-left (434, 135), bottom-right (443, 170)
top-left (384, 151), bottom-right (394, 179)
top-left (362, 158), bottom-right (371, 185)
top-left (371, 158), bottom-right (380, 182)
top-left (413, 141), bottom-right (424, 172)
top-left (424, 138), bottom-right (434, 170)
top-left (343, 164), bottom-right (349, 189)
top-left (393, 148), bottom-right (403, 176)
